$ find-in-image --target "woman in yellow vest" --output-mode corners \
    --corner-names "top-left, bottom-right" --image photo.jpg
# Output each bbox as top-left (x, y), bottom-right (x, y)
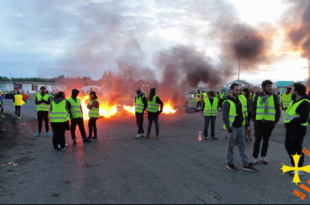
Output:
top-left (13, 91), bottom-right (27, 119)
top-left (87, 91), bottom-right (100, 140)
top-left (202, 91), bottom-right (218, 140)
top-left (284, 83), bottom-right (310, 175)
top-left (50, 92), bottom-right (70, 151)
top-left (145, 88), bottom-right (163, 139)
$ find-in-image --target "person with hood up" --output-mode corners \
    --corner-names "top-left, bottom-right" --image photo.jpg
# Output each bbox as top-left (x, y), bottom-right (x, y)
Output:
top-left (13, 91), bottom-right (27, 119)
top-left (134, 87), bottom-right (147, 139)
top-left (35, 86), bottom-right (51, 137)
top-left (284, 83), bottom-right (310, 176)
top-left (87, 91), bottom-right (99, 140)
top-left (67, 89), bottom-right (91, 144)
top-left (50, 92), bottom-right (70, 151)
top-left (145, 88), bottom-right (163, 139)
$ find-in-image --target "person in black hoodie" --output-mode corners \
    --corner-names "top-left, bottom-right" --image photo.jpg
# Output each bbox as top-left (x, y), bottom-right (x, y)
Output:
top-left (135, 87), bottom-right (147, 139)
top-left (284, 83), bottom-right (310, 176)
top-left (67, 89), bottom-right (91, 144)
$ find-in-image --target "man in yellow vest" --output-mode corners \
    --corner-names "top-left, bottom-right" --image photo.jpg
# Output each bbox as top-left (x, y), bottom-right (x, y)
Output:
top-left (135, 87), bottom-right (147, 139)
top-left (67, 89), bottom-right (91, 144)
top-left (202, 91), bottom-right (218, 140)
top-left (35, 87), bottom-right (51, 137)
top-left (13, 91), bottom-right (27, 119)
top-left (223, 83), bottom-right (257, 172)
top-left (196, 90), bottom-right (201, 112)
top-left (282, 87), bottom-right (292, 111)
top-left (250, 80), bottom-right (281, 165)
top-left (284, 83), bottom-right (310, 176)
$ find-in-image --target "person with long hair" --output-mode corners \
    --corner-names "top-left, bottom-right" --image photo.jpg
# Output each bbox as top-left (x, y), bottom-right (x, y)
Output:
top-left (50, 91), bottom-right (70, 151)
top-left (242, 88), bottom-right (253, 141)
top-left (145, 88), bottom-right (163, 139)
top-left (87, 91), bottom-right (99, 140)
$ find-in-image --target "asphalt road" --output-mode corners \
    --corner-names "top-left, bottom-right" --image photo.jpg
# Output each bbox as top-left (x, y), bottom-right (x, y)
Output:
top-left (0, 99), bottom-right (309, 204)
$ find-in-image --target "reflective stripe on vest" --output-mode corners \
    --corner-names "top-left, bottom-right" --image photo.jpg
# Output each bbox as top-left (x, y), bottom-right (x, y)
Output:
top-left (67, 97), bottom-right (83, 119)
top-left (50, 100), bottom-right (69, 123)
top-left (203, 97), bottom-right (219, 116)
top-left (284, 99), bottom-right (310, 126)
top-left (223, 100), bottom-right (238, 130)
top-left (14, 95), bottom-right (24, 106)
top-left (135, 95), bottom-right (145, 113)
top-left (36, 94), bottom-right (50, 111)
top-left (256, 95), bottom-right (276, 121)
top-left (147, 95), bottom-right (160, 113)
top-left (88, 99), bottom-right (99, 118)
top-left (282, 93), bottom-right (292, 108)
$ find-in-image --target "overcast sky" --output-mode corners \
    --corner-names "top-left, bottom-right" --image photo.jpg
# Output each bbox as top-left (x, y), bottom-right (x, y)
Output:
top-left (0, 0), bottom-right (308, 85)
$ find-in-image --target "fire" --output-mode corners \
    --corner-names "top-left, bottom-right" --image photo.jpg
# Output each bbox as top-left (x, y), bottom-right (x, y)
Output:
top-left (80, 96), bottom-right (118, 119)
top-left (122, 100), bottom-right (177, 115)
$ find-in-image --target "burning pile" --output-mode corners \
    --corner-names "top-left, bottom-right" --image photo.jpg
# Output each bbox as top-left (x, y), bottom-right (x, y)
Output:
top-left (123, 100), bottom-right (177, 115)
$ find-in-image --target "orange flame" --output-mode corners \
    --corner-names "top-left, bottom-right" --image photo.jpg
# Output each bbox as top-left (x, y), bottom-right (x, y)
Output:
top-left (123, 105), bottom-right (136, 116)
top-left (81, 96), bottom-right (118, 119)
top-left (123, 101), bottom-right (177, 115)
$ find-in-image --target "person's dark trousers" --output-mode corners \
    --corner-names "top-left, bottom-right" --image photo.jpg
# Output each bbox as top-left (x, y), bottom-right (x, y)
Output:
top-left (88, 118), bottom-right (97, 138)
top-left (1, 107), bottom-right (3, 115)
top-left (135, 112), bottom-right (144, 134)
top-left (253, 121), bottom-right (275, 158)
top-left (38, 111), bottom-right (49, 133)
top-left (71, 118), bottom-right (87, 140)
top-left (196, 101), bottom-right (201, 111)
top-left (15, 106), bottom-right (21, 117)
top-left (147, 116), bottom-right (159, 135)
top-left (203, 116), bottom-right (217, 137)
top-left (51, 122), bottom-right (67, 149)
top-left (285, 127), bottom-right (306, 167)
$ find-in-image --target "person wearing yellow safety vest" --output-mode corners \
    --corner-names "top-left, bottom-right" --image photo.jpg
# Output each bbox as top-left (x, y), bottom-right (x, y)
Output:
top-left (223, 83), bottom-right (257, 172)
top-left (13, 91), bottom-right (27, 119)
top-left (219, 91), bottom-right (225, 110)
top-left (35, 87), bottom-right (51, 137)
top-left (242, 88), bottom-right (253, 141)
top-left (202, 91), bottom-right (207, 100)
top-left (50, 92), bottom-right (70, 151)
top-left (196, 90), bottom-right (202, 112)
top-left (202, 91), bottom-right (218, 140)
top-left (135, 87), bottom-right (147, 139)
top-left (284, 83), bottom-right (310, 176)
top-left (281, 87), bottom-right (292, 111)
top-left (250, 80), bottom-right (281, 165)
top-left (67, 89), bottom-right (91, 144)
top-left (87, 91), bottom-right (100, 140)
top-left (0, 92), bottom-right (4, 117)
top-left (145, 88), bottom-right (163, 139)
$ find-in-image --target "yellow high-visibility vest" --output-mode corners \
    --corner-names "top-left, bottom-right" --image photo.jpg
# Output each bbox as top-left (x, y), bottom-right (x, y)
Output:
top-left (284, 99), bottom-right (310, 126)
top-left (282, 93), bottom-right (292, 108)
top-left (256, 95), bottom-right (275, 121)
top-left (14, 95), bottom-right (24, 106)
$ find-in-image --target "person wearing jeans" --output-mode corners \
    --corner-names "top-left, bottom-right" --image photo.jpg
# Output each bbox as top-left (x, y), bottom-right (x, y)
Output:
top-left (223, 83), bottom-right (257, 173)
top-left (145, 88), bottom-right (163, 139)
top-left (202, 91), bottom-right (218, 140)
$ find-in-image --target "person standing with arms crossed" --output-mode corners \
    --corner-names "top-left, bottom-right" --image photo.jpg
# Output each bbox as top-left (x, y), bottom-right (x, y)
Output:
top-left (13, 91), bottom-right (27, 119)
top-left (35, 87), bottom-right (51, 137)
top-left (223, 83), bottom-right (257, 172)
top-left (145, 88), bottom-right (163, 139)
top-left (202, 91), bottom-right (218, 140)
top-left (284, 83), bottom-right (310, 176)
top-left (87, 91), bottom-right (99, 140)
top-left (135, 87), bottom-right (147, 139)
top-left (67, 89), bottom-right (91, 144)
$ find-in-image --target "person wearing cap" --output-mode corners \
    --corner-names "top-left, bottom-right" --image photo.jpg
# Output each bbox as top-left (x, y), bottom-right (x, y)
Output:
top-left (134, 87), bottom-right (147, 139)
top-left (282, 87), bottom-right (292, 111)
top-left (67, 89), bottom-right (91, 144)
top-left (202, 91), bottom-right (218, 140)
top-left (50, 91), bottom-right (70, 151)
top-left (87, 91), bottom-right (99, 140)
top-left (145, 88), bottom-right (163, 139)
top-left (13, 91), bottom-right (27, 119)
top-left (35, 87), bottom-right (51, 137)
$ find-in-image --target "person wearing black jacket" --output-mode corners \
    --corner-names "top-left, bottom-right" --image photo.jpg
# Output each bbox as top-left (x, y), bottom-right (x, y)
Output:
top-left (35, 86), bottom-right (51, 137)
top-left (284, 83), bottom-right (310, 176)
top-left (67, 89), bottom-right (91, 144)
top-left (135, 87), bottom-right (147, 139)
top-left (251, 80), bottom-right (281, 165)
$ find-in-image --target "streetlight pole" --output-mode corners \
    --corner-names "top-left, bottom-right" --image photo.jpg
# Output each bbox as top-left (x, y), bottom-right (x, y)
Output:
top-left (237, 36), bottom-right (248, 85)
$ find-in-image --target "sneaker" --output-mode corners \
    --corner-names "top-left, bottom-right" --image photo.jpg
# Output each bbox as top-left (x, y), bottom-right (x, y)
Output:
top-left (136, 134), bottom-right (141, 139)
top-left (92, 136), bottom-right (97, 140)
top-left (204, 137), bottom-right (208, 140)
top-left (73, 140), bottom-right (77, 144)
top-left (260, 157), bottom-right (268, 164)
top-left (35, 132), bottom-right (41, 137)
top-left (83, 139), bottom-right (91, 143)
top-left (18, 117), bottom-right (21, 120)
top-left (243, 165), bottom-right (258, 172)
top-left (46, 132), bottom-right (50, 137)
top-left (60, 147), bottom-right (67, 151)
top-left (211, 136), bottom-right (218, 140)
top-left (250, 158), bottom-right (259, 165)
top-left (290, 170), bottom-right (304, 176)
top-left (227, 164), bottom-right (238, 171)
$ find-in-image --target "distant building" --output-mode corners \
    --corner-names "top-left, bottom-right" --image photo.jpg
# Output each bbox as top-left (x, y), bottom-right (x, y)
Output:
top-left (0, 81), bottom-right (67, 93)
top-left (274, 81), bottom-right (304, 94)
